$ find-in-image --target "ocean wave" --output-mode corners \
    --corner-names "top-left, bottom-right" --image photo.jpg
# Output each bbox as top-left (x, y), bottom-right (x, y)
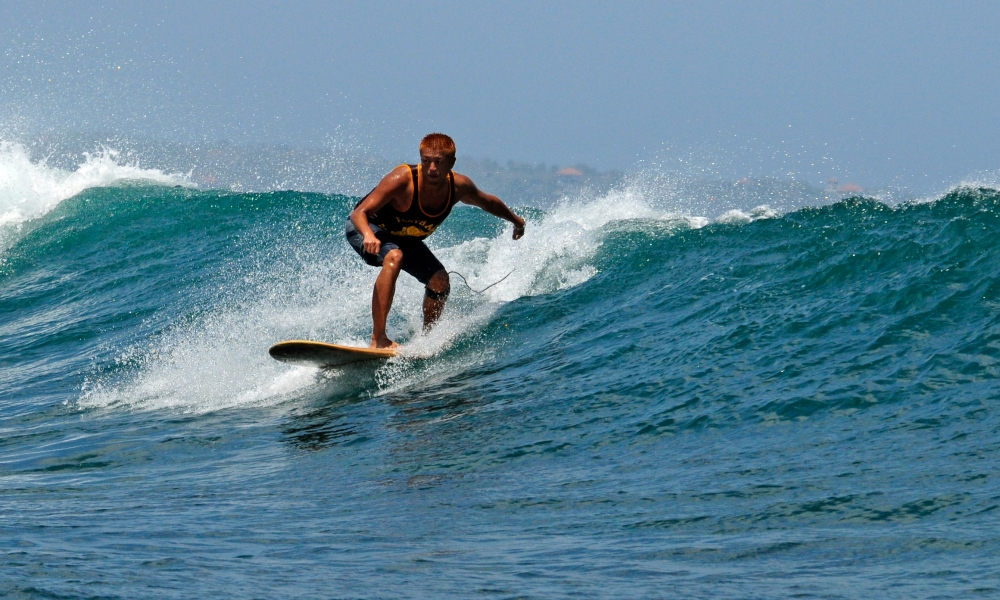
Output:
top-left (77, 182), bottom-right (712, 413)
top-left (35, 177), bottom-right (1000, 416)
top-left (0, 142), bottom-right (190, 228)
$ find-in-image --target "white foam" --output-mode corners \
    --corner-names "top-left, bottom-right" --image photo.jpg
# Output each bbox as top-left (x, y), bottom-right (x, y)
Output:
top-left (79, 255), bottom-right (379, 413)
top-left (79, 177), bottom-right (715, 414)
top-left (0, 142), bottom-right (190, 228)
top-left (715, 205), bottom-right (778, 224)
top-left (956, 170), bottom-right (1000, 192)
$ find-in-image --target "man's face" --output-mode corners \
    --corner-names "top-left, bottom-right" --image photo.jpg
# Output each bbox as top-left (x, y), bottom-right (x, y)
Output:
top-left (420, 151), bottom-right (455, 181)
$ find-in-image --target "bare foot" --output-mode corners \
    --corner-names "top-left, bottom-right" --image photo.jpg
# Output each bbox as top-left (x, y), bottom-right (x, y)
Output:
top-left (370, 336), bottom-right (400, 350)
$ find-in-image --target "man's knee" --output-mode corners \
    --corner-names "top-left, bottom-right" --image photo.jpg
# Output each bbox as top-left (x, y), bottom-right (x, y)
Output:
top-left (425, 270), bottom-right (450, 301)
top-left (383, 248), bottom-right (403, 270)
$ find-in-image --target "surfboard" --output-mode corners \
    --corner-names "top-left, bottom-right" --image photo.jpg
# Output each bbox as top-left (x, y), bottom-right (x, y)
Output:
top-left (268, 340), bottom-right (397, 368)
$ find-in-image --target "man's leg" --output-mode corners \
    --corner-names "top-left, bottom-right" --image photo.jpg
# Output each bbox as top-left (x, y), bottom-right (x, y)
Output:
top-left (422, 269), bottom-right (450, 332)
top-left (371, 248), bottom-right (404, 348)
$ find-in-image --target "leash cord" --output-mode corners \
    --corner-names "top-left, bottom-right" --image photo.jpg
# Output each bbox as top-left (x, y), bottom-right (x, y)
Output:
top-left (448, 270), bottom-right (514, 294)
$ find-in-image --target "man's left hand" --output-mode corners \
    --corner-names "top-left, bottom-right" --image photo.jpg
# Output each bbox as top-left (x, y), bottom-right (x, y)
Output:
top-left (512, 219), bottom-right (526, 240)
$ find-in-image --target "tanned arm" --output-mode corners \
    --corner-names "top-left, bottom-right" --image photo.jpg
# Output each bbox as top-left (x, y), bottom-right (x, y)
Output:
top-left (349, 166), bottom-right (411, 255)
top-left (454, 174), bottom-right (526, 240)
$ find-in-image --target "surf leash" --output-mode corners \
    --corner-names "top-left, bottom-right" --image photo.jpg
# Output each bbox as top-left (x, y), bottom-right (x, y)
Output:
top-left (449, 270), bottom-right (514, 294)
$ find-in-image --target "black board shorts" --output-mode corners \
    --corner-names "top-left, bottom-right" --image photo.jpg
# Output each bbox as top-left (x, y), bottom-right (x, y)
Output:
top-left (345, 220), bottom-right (445, 285)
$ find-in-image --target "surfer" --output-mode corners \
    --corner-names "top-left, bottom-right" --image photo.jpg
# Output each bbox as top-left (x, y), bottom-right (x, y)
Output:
top-left (347, 133), bottom-right (526, 349)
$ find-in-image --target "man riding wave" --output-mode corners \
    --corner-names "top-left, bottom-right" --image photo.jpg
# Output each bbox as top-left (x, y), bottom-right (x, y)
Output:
top-left (347, 133), bottom-right (526, 349)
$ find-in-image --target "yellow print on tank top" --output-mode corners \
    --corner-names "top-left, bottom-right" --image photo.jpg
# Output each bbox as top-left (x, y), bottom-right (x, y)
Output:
top-left (387, 221), bottom-right (437, 238)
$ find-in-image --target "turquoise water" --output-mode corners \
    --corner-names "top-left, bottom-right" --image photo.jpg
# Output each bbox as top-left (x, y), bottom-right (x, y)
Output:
top-left (1, 153), bottom-right (999, 597)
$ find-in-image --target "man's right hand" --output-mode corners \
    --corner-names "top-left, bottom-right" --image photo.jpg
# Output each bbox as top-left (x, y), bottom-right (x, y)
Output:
top-left (363, 233), bottom-right (381, 256)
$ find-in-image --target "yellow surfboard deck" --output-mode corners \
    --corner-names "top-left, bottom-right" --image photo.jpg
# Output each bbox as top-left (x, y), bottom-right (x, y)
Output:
top-left (268, 340), bottom-right (397, 368)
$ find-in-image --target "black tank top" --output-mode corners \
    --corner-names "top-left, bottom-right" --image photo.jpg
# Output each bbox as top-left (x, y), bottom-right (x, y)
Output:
top-left (362, 165), bottom-right (457, 239)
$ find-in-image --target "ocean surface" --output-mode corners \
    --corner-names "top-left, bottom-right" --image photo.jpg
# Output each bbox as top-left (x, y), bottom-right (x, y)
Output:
top-left (1, 144), bottom-right (999, 598)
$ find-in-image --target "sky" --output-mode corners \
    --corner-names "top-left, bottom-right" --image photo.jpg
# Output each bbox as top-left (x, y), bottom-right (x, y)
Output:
top-left (2, 0), bottom-right (999, 190)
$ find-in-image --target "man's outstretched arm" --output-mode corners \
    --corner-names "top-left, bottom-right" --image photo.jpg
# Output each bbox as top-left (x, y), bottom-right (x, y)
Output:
top-left (456, 176), bottom-right (526, 240)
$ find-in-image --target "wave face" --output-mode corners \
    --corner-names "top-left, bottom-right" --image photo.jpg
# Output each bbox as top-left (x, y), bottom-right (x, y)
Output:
top-left (2, 170), bottom-right (999, 596)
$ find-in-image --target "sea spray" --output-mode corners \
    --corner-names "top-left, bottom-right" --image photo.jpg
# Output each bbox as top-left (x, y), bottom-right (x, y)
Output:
top-left (0, 142), bottom-right (189, 226)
